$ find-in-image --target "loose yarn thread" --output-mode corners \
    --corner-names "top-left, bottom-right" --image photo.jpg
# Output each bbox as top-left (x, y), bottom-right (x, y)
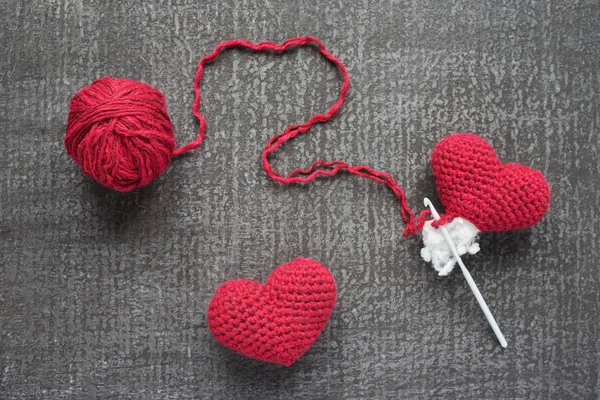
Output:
top-left (65, 36), bottom-right (430, 235)
top-left (181, 36), bottom-right (430, 236)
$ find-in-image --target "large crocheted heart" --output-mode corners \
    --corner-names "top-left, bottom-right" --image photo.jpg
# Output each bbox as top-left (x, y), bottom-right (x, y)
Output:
top-left (431, 133), bottom-right (550, 231)
top-left (207, 258), bottom-right (336, 366)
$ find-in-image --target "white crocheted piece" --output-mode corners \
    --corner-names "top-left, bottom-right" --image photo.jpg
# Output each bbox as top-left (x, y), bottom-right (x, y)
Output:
top-left (420, 217), bottom-right (480, 276)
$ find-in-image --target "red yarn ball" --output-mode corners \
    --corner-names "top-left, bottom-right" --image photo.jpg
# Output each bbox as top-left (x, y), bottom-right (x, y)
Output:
top-left (65, 77), bottom-right (175, 192)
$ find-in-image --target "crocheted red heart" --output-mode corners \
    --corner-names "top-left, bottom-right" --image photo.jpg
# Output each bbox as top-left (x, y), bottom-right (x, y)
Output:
top-left (207, 258), bottom-right (336, 366)
top-left (431, 133), bottom-right (550, 231)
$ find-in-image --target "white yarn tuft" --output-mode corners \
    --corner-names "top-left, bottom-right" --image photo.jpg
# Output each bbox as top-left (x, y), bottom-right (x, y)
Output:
top-left (420, 217), bottom-right (480, 276)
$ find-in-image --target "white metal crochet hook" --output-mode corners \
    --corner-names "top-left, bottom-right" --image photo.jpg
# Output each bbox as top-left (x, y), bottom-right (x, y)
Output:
top-left (423, 198), bottom-right (508, 348)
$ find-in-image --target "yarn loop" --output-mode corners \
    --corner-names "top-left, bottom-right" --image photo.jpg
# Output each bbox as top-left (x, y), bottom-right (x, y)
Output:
top-left (185, 37), bottom-right (431, 236)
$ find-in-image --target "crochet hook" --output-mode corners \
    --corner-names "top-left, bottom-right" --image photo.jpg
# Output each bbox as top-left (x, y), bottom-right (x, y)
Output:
top-left (423, 198), bottom-right (508, 348)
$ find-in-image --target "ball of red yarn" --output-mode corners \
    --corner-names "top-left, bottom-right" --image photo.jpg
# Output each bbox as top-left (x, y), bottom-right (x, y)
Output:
top-left (64, 77), bottom-right (176, 192)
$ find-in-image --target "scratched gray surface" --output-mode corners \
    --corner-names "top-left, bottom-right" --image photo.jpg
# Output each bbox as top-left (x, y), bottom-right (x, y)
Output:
top-left (1, 0), bottom-right (599, 399)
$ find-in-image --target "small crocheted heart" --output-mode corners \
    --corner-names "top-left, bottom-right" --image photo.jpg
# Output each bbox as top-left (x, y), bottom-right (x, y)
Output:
top-left (207, 258), bottom-right (336, 366)
top-left (431, 133), bottom-right (550, 231)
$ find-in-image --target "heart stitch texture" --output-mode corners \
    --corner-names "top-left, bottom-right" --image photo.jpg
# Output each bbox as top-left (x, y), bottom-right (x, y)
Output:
top-left (207, 258), bottom-right (336, 366)
top-left (431, 133), bottom-right (550, 231)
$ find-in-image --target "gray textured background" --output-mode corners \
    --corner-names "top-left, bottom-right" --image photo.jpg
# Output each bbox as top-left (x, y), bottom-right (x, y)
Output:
top-left (1, 0), bottom-right (599, 399)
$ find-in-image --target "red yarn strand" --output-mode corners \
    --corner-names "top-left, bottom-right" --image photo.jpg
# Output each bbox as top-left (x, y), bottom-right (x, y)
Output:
top-left (176, 36), bottom-right (429, 236)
